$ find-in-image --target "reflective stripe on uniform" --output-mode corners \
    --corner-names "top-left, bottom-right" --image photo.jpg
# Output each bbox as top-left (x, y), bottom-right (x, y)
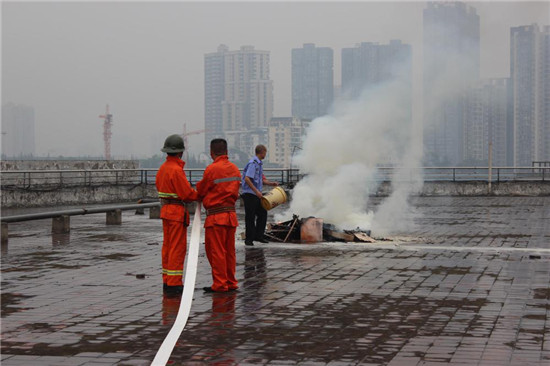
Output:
top-left (158, 192), bottom-right (179, 198)
top-left (213, 176), bottom-right (241, 184)
top-left (163, 268), bottom-right (184, 275)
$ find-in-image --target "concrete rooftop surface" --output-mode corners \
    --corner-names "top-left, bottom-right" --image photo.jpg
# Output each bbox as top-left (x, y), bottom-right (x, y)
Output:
top-left (1, 196), bottom-right (549, 366)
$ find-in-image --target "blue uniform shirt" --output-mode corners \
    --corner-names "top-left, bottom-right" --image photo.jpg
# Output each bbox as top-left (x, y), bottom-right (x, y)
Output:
top-left (241, 156), bottom-right (263, 195)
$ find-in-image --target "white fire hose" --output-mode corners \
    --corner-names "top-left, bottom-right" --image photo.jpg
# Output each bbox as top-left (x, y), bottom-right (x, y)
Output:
top-left (151, 202), bottom-right (202, 366)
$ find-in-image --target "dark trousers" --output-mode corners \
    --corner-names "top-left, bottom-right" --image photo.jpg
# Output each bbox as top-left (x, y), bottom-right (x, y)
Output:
top-left (242, 193), bottom-right (267, 242)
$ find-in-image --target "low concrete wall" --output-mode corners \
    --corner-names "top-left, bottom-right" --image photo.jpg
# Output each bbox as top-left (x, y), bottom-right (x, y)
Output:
top-left (422, 181), bottom-right (550, 196)
top-left (1, 160), bottom-right (148, 208)
top-left (2, 185), bottom-right (158, 208)
top-left (2, 181), bottom-right (549, 208)
top-left (2, 161), bottom-right (549, 208)
top-left (375, 181), bottom-right (550, 196)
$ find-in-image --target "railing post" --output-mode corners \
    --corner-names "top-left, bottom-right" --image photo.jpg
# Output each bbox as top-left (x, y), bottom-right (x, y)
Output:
top-left (150, 205), bottom-right (161, 219)
top-left (286, 168), bottom-right (292, 186)
top-left (453, 168), bottom-right (456, 182)
top-left (289, 169), bottom-right (291, 185)
top-left (52, 215), bottom-right (70, 234)
top-left (106, 209), bottom-right (122, 225)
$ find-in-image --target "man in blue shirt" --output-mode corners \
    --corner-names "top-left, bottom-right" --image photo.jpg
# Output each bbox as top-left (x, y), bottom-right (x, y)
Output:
top-left (241, 144), bottom-right (278, 246)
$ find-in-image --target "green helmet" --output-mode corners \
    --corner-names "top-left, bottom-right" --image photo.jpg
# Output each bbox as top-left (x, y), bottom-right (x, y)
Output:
top-left (161, 134), bottom-right (185, 153)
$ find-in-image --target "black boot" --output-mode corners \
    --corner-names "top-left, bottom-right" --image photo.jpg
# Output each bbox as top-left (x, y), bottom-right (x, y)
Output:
top-left (164, 285), bottom-right (183, 295)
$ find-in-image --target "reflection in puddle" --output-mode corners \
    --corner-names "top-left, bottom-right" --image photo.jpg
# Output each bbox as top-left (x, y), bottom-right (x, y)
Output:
top-left (1, 292), bottom-right (33, 316)
top-left (162, 293), bottom-right (182, 326)
top-left (87, 234), bottom-right (128, 242)
top-left (242, 248), bottom-right (267, 320)
top-left (52, 233), bottom-right (70, 246)
top-left (204, 292), bottom-right (236, 364)
top-left (244, 248), bottom-right (266, 290)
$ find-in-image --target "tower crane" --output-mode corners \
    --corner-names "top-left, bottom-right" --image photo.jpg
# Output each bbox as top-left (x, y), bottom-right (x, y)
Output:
top-left (181, 123), bottom-right (206, 161)
top-left (99, 105), bottom-right (113, 160)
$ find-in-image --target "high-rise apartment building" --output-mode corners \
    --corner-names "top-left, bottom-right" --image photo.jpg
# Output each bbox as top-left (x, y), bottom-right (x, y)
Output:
top-left (291, 44), bottom-right (334, 120)
top-left (267, 117), bottom-right (311, 168)
top-left (463, 79), bottom-right (509, 166)
top-left (341, 40), bottom-right (412, 100)
top-left (204, 44), bottom-right (227, 150)
top-left (204, 44), bottom-right (273, 155)
top-left (510, 24), bottom-right (550, 166)
top-left (423, 1), bottom-right (480, 166)
top-left (1, 103), bottom-right (35, 158)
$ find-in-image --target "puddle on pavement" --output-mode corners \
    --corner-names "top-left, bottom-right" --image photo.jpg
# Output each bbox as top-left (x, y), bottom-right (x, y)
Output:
top-left (28, 251), bottom-right (62, 259)
top-left (100, 253), bottom-right (137, 260)
top-left (1, 319), bottom-right (158, 357)
top-left (167, 294), bottom-right (489, 365)
top-left (1, 293), bottom-right (33, 316)
top-left (533, 288), bottom-right (550, 299)
top-left (423, 266), bottom-right (471, 275)
top-left (8, 232), bottom-right (42, 238)
top-left (50, 263), bottom-right (89, 269)
top-left (2, 251), bottom-right (66, 272)
top-left (2, 195), bottom-right (548, 364)
top-left (52, 233), bottom-right (71, 246)
top-left (21, 322), bottom-right (57, 332)
top-left (86, 234), bottom-right (128, 242)
top-left (2, 267), bottom-right (34, 273)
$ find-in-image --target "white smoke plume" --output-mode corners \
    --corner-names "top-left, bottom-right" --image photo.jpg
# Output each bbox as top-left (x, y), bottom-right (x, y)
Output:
top-left (277, 75), bottom-right (424, 236)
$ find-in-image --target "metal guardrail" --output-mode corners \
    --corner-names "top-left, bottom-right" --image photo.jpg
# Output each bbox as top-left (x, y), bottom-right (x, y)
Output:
top-left (0, 168), bottom-right (302, 189)
top-left (0, 202), bottom-right (160, 223)
top-left (378, 167), bottom-right (549, 182)
top-left (1, 202), bottom-right (162, 244)
top-left (0, 167), bottom-right (548, 190)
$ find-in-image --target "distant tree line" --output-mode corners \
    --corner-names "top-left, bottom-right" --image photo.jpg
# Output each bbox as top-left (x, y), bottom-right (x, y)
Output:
top-left (139, 154), bottom-right (207, 169)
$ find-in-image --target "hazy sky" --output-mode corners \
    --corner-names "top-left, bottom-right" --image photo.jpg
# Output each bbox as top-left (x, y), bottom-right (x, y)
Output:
top-left (2, 1), bottom-right (548, 158)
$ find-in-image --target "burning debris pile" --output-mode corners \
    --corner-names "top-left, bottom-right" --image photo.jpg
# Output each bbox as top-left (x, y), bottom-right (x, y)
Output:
top-left (265, 215), bottom-right (377, 244)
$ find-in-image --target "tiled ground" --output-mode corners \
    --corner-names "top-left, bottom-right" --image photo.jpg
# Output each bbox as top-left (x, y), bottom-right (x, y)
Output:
top-left (1, 196), bottom-right (549, 365)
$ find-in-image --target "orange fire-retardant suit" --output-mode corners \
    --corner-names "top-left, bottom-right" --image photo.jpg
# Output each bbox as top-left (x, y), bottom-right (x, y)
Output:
top-left (156, 155), bottom-right (199, 287)
top-left (196, 155), bottom-right (241, 292)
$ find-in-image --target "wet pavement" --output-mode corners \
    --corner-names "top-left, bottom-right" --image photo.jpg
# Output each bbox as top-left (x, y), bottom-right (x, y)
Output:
top-left (1, 196), bottom-right (549, 365)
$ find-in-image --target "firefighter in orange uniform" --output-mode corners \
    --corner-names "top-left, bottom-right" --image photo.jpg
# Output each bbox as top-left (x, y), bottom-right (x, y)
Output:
top-left (196, 138), bottom-right (241, 292)
top-left (156, 134), bottom-right (199, 295)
